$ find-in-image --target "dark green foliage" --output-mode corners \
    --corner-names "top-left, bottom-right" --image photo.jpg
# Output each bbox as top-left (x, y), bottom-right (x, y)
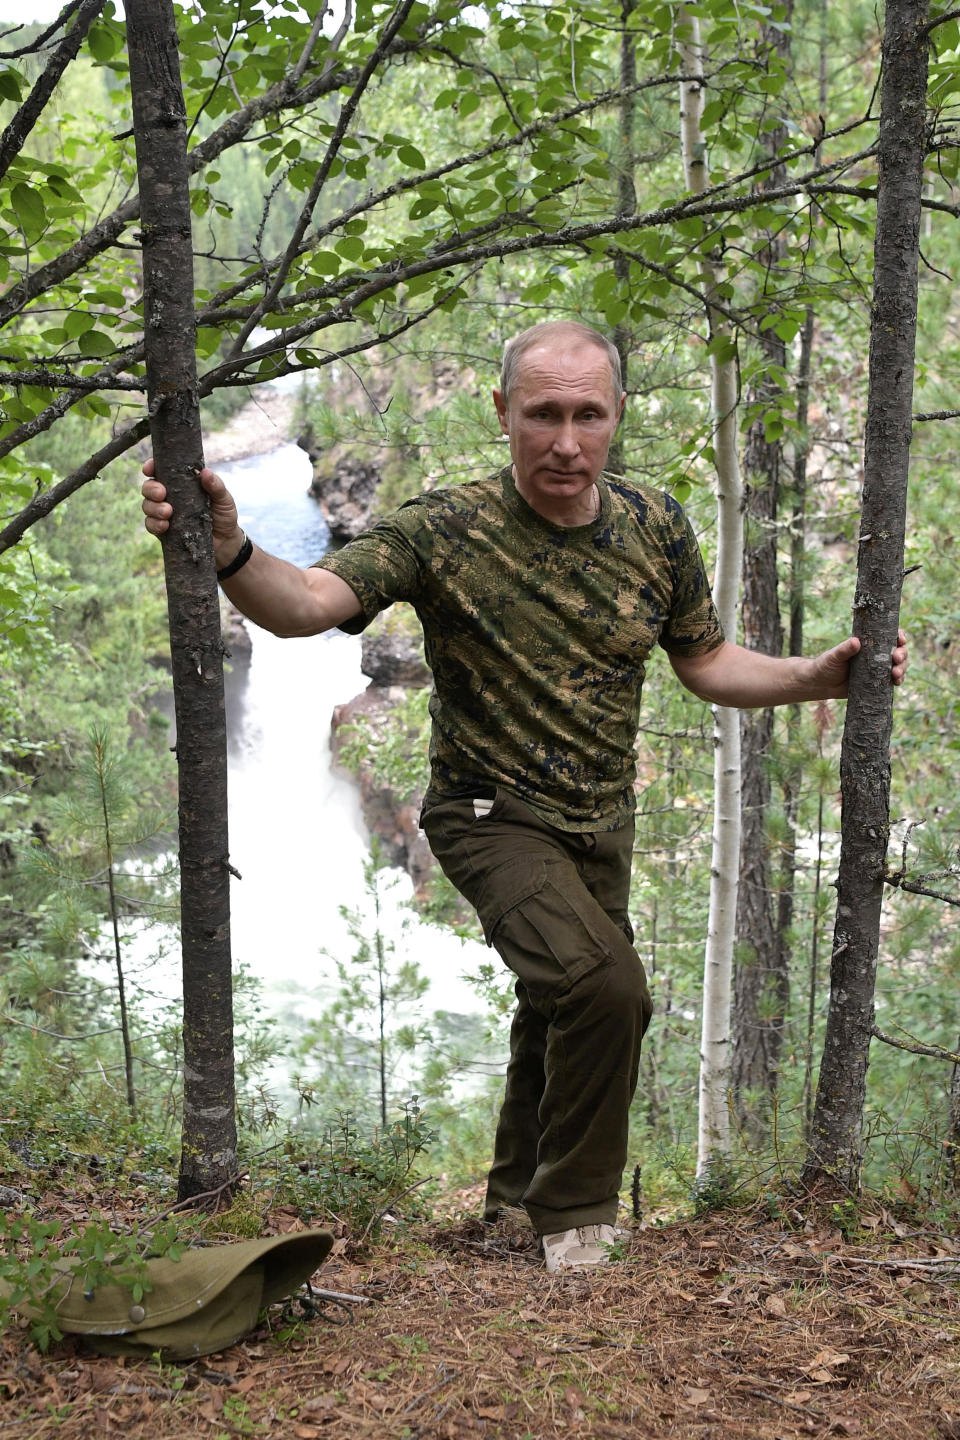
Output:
top-left (265, 1100), bottom-right (438, 1240)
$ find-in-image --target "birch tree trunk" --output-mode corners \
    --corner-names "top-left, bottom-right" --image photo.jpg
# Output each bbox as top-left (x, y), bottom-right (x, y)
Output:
top-left (678, 8), bottom-right (744, 1176)
top-left (126, 0), bottom-right (238, 1202)
top-left (802, 0), bottom-right (928, 1192)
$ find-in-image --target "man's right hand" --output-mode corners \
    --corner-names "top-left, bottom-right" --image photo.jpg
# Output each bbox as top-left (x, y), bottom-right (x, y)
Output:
top-left (140, 458), bottom-right (363, 637)
top-left (141, 461), bottom-right (245, 569)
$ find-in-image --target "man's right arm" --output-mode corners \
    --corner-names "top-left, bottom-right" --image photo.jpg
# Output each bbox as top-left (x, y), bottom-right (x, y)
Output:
top-left (141, 463), bottom-right (362, 637)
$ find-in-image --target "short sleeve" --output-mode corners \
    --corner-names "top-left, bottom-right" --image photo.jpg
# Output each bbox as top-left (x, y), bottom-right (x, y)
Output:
top-left (312, 500), bottom-right (430, 635)
top-left (658, 509), bottom-right (725, 657)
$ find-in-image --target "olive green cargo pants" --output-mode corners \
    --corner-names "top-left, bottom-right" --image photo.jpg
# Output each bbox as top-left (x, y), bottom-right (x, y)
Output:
top-left (421, 788), bottom-right (652, 1236)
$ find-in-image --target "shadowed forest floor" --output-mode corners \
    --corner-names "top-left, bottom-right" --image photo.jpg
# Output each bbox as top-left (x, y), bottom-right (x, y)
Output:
top-left (2, 1187), bottom-right (959, 1440)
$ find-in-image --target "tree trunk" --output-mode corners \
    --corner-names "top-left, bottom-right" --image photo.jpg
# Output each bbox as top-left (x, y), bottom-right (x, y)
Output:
top-left (610, 0), bottom-right (636, 474)
top-left (802, 0), bottom-right (928, 1192)
top-left (126, 0), bottom-right (238, 1202)
top-left (678, 7), bottom-right (744, 1176)
top-left (948, 1035), bottom-right (960, 1194)
top-left (731, 14), bottom-right (791, 1138)
top-left (731, 375), bottom-right (785, 1136)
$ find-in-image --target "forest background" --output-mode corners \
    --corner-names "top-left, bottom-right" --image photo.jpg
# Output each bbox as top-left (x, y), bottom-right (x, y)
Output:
top-left (0, 0), bottom-right (959, 1311)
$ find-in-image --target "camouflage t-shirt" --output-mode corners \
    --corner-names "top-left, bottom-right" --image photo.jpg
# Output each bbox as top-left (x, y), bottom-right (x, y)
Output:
top-left (315, 466), bottom-right (723, 831)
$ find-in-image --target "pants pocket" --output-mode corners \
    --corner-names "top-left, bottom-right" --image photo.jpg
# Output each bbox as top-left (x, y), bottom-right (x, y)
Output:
top-left (476, 857), bottom-right (614, 998)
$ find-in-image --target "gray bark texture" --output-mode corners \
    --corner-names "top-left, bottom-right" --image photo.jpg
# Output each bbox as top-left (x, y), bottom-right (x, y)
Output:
top-left (126, 0), bottom-right (238, 1201)
top-left (610, 0), bottom-right (636, 473)
top-left (949, 1037), bottom-right (960, 1193)
top-left (802, 0), bottom-right (928, 1191)
top-left (731, 14), bottom-right (789, 1133)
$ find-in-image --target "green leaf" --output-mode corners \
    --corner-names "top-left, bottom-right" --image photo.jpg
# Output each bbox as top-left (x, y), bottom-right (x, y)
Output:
top-left (396, 144), bottom-right (426, 169)
top-left (87, 25), bottom-right (118, 63)
top-left (310, 251), bottom-right (341, 276)
top-left (672, 479), bottom-right (692, 505)
top-left (196, 327), bottom-right (222, 358)
top-left (335, 236), bottom-right (364, 261)
top-left (10, 183), bottom-right (46, 237)
top-left (706, 333), bottom-right (737, 365)
top-left (77, 330), bottom-right (113, 357)
top-left (0, 68), bottom-right (23, 102)
top-left (64, 308), bottom-right (94, 339)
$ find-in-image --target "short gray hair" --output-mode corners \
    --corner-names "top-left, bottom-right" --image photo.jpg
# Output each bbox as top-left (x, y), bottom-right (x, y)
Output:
top-left (500, 321), bottom-right (623, 406)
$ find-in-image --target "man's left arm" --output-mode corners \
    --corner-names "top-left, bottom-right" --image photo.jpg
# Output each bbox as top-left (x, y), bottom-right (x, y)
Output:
top-left (670, 631), bottom-right (908, 708)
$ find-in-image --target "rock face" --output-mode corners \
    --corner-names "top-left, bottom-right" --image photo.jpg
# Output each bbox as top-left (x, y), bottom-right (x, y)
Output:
top-left (331, 684), bottom-right (436, 897)
top-left (306, 450), bottom-right (380, 541)
top-left (361, 629), bottom-right (430, 687)
top-left (330, 616), bottom-right (438, 898)
top-left (221, 600), bottom-right (253, 661)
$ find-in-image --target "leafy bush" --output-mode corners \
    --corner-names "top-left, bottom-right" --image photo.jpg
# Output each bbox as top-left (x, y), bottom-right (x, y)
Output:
top-left (262, 1099), bottom-right (438, 1241)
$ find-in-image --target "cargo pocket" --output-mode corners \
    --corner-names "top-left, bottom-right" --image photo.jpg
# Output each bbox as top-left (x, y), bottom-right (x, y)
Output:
top-left (475, 857), bottom-right (615, 1000)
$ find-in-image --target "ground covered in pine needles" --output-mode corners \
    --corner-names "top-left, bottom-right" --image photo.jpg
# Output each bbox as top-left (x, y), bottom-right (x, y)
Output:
top-left (2, 1189), bottom-right (959, 1440)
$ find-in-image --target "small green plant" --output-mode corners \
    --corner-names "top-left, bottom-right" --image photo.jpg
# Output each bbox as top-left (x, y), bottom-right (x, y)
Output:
top-left (689, 1155), bottom-right (743, 1215)
top-left (0, 1211), bottom-right (183, 1351)
top-left (267, 1098), bottom-right (437, 1240)
top-left (295, 845), bottom-right (431, 1127)
top-left (829, 1197), bottom-right (862, 1241)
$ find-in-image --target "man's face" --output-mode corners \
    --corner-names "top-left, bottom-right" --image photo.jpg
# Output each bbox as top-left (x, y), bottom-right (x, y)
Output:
top-left (493, 340), bottom-right (624, 516)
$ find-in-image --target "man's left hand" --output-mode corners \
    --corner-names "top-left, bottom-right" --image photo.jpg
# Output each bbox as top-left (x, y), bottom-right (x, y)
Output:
top-left (811, 628), bottom-right (908, 698)
top-left (671, 629), bottom-right (909, 708)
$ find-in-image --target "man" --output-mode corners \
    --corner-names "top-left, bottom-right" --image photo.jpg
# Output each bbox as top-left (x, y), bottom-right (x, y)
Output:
top-left (142, 320), bottom-right (908, 1272)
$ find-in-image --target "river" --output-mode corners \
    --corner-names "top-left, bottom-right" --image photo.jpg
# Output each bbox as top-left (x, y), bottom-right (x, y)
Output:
top-left (100, 440), bottom-right (494, 1108)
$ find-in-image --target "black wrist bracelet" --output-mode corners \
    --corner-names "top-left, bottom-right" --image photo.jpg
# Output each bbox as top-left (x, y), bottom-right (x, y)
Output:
top-left (216, 533), bottom-right (253, 581)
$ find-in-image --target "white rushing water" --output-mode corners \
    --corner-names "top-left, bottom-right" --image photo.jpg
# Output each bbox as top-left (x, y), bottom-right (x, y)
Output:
top-left (89, 439), bottom-right (492, 1105)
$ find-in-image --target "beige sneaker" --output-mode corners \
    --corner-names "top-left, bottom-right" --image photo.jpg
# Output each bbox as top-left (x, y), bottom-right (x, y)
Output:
top-left (541, 1224), bottom-right (618, 1273)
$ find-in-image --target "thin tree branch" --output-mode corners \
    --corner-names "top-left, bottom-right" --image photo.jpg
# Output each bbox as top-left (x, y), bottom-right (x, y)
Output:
top-left (0, 164), bottom-right (898, 547)
top-left (185, 0), bottom-right (246, 144)
top-left (0, 0), bottom-right (103, 186)
top-left (0, 369), bottom-right (143, 389)
top-left (139, 1171), bottom-right (250, 1226)
top-left (292, 0), bottom-right (335, 85)
top-left (882, 870), bottom-right (960, 905)
top-left (191, 97), bottom-right (878, 321)
top-left (0, 416), bottom-right (150, 551)
top-left (871, 1025), bottom-right (960, 1064)
top-left (198, 172), bottom-right (894, 389)
top-left (229, 0), bottom-right (419, 356)
top-left (0, 2), bottom-right (469, 333)
top-left (914, 408), bottom-right (960, 420)
top-left (923, 5), bottom-right (960, 33)
top-left (614, 243), bottom-right (754, 332)
top-left (0, 0), bottom-right (84, 57)
top-left (0, 342), bottom-right (147, 460)
top-left (2, 1014), bottom-right (121, 1040)
top-left (0, 270), bottom-right (478, 553)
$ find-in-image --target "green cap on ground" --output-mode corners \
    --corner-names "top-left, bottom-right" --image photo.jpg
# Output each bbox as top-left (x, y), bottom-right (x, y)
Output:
top-left (1, 1229), bottom-right (334, 1361)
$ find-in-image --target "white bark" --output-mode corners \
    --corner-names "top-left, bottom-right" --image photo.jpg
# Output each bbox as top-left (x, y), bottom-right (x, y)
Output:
top-left (677, 8), bottom-right (744, 1176)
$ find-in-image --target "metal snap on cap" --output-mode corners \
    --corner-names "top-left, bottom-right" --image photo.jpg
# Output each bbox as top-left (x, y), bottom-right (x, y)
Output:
top-left (129, 1304), bottom-right (146, 1324)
